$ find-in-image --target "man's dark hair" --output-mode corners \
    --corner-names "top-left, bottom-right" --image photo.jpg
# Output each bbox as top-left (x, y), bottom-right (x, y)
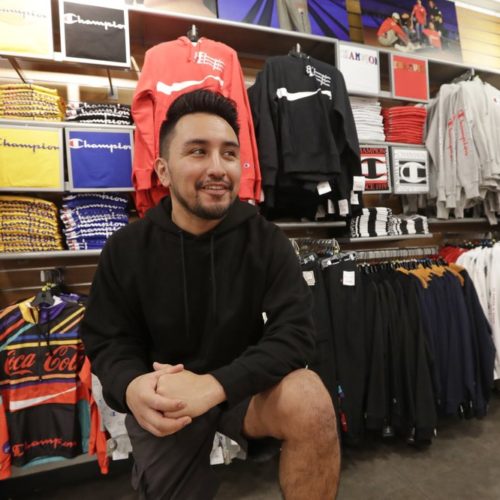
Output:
top-left (159, 90), bottom-right (240, 157)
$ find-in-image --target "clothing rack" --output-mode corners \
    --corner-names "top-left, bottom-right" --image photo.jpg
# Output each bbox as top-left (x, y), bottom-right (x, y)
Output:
top-left (354, 246), bottom-right (439, 261)
top-left (290, 237), bottom-right (340, 257)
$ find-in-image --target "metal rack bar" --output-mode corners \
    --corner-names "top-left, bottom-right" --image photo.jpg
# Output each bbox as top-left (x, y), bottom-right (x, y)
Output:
top-left (0, 250), bottom-right (102, 260)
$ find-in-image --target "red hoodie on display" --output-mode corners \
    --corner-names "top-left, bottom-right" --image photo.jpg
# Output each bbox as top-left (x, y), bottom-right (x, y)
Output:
top-left (132, 36), bottom-right (262, 217)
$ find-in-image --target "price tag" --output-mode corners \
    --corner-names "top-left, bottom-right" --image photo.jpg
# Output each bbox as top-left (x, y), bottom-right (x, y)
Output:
top-left (353, 176), bottom-right (366, 192)
top-left (350, 191), bottom-right (359, 205)
top-left (327, 199), bottom-right (335, 214)
top-left (315, 205), bottom-right (326, 219)
top-left (317, 181), bottom-right (332, 195)
top-left (338, 199), bottom-right (349, 216)
top-left (303, 271), bottom-right (316, 286)
top-left (211, 445), bottom-right (224, 465)
top-left (343, 270), bottom-right (355, 286)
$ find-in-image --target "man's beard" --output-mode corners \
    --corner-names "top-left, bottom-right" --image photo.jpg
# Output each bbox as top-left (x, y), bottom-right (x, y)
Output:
top-left (170, 182), bottom-right (235, 220)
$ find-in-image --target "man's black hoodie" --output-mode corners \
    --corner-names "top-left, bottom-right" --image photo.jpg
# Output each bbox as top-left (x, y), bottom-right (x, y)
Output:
top-left (81, 197), bottom-right (316, 413)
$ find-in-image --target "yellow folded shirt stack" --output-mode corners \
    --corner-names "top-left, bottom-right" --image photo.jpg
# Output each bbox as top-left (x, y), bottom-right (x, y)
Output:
top-left (0, 84), bottom-right (65, 121)
top-left (0, 195), bottom-right (64, 252)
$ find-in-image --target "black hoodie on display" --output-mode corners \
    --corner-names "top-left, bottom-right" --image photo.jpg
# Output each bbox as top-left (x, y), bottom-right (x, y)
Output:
top-left (81, 197), bottom-right (316, 413)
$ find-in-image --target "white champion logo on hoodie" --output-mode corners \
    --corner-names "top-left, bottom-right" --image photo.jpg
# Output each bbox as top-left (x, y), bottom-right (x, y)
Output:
top-left (276, 88), bottom-right (332, 101)
top-left (156, 76), bottom-right (224, 96)
top-left (195, 52), bottom-right (225, 71)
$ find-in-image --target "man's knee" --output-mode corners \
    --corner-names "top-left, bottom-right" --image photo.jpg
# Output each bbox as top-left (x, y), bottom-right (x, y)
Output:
top-left (273, 369), bottom-right (337, 441)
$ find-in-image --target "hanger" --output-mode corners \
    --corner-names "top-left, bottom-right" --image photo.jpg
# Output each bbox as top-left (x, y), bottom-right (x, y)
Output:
top-left (187, 24), bottom-right (200, 43)
top-left (289, 42), bottom-right (307, 58)
top-left (31, 283), bottom-right (56, 307)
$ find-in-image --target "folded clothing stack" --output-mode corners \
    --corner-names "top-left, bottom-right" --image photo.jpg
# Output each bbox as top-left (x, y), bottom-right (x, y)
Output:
top-left (388, 214), bottom-right (429, 236)
top-left (0, 195), bottom-right (64, 252)
top-left (66, 102), bottom-right (133, 125)
top-left (382, 106), bottom-right (427, 144)
top-left (0, 83), bottom-right (64, 121)
top-left (350, 207), bottom-right (393, 238)
top-left (61, 193), bottom-right (129, 250)
top-left (351, 97), bottom-right (385, 142)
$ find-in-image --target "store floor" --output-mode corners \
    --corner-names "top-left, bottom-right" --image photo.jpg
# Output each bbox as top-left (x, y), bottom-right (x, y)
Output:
top-left (6, 391), bottom-right (500, 500)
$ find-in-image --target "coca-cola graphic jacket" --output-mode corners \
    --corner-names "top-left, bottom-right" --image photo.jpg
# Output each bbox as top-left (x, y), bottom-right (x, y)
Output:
top-left (0, 296), bottom-right (108, 479)
top-left (132, 36), bottom-right (261, 216)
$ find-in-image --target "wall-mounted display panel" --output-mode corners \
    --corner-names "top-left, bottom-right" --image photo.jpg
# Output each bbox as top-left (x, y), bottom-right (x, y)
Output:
top-left (392, 146), bottom-right (429, 194)
top-left (359, 0), bottom-right (462, 64)
top-left (0, 125), bottom-right (64, 191)
top-left (0, 0), bottom-right (53, 59)
top-left (66, 128), bottom-right (134, 191)
top-left (360, 144), bottom-right (391, 193)
top-left (59, 0), bottom-right (130, 67)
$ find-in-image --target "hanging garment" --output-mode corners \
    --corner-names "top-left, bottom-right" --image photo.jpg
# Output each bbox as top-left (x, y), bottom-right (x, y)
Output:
top-left (248, 53), bottom-right (361, 219)
top-left (425, 78), bottom-right (500, 223)
top-left (132, 36), bottom-right (261, 216)
top-left (0, 295), bottom-right (108, 478)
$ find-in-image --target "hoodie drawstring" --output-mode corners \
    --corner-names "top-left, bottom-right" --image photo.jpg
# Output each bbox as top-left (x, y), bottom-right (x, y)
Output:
top-left (179, 230), bottom-right (218, 338)
top-left (210, 234), bottom-right (217, 325)
top-left (180, 231), bottom-right (190, 339)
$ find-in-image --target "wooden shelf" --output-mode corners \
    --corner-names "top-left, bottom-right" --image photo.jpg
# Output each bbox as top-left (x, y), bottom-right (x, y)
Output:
top-left (341, 234), bottom-right (433, 243)
top-left (274, 221), bottom-right (346, 229)
top-left (0, 119), bottom-right (134, 130)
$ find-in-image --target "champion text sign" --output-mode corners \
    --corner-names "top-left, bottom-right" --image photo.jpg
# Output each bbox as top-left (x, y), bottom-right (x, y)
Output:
top-left (66, 129), bottom-right (133, 190)
top-left (0, 126), bottom-right (63, 190)
top-left (60, 0), bottom-right (130, 66)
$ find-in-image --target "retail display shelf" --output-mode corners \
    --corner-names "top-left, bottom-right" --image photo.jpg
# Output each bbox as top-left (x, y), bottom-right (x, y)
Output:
top-left (341, 234), bottom-right (434, 243)
top-left (275, 221), bottom-right (346, 229)
top-left (427, 218), bottom-right (491, 225)
top-left (0, 250), bottom-right (102, 260)
top-left (362, 140), bottom-right (426, 148)
top-left (0, 119), bottom-right (134, 130)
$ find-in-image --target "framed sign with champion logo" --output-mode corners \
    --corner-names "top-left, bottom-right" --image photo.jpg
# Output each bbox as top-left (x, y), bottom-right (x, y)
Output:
top-left (65, 128), bottom-right (134, 191)
top-left (360, 145), bottom-right (391, 193)
top-left (391, 146), bottom-right (429, 194)
top-left (59, 0), bottom-right (130, 67)
top-left (0, 125), bottom-right (64, 191)
top-left (0, 0), bottom-right (54, 59)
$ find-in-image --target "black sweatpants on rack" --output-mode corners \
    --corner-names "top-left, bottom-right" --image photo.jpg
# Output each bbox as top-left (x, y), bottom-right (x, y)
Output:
top-left (301, 260), bottom-right (337, 399)
top-left (323, 260), bottom-right (366, 445)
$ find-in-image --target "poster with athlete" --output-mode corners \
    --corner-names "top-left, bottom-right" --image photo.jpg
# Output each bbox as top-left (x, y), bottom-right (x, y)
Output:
top-left (359, 0), bottom-right (462, 63)
top-left (217, 0), bottom-right (351, 40)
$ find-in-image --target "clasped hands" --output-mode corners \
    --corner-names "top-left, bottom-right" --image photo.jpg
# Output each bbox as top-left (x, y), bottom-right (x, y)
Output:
top-left (125, 362), bottom-right (226, 437)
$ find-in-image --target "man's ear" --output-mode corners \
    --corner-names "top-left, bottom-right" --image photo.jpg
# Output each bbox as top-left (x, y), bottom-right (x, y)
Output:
top-left (154, 157), bottom-right (171, 188)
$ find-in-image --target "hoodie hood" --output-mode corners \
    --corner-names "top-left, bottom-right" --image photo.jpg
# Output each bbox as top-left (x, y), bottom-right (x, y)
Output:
top-left (178, 35), bottom-right (205, 63)
top-left (145, 196), bottom-right (258, 338)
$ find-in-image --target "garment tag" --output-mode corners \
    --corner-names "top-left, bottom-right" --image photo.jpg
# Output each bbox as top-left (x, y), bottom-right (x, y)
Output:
top-left (211, 445), bottom-right (224, 465)
top-left (262, 312), bottom-right (268, 324)
top-left (317, 181), bottom-right (332, 195)
top-left (327, 199), bottom-right (335, 214)
top-left (350, 191), bottom-right (359, 205)
top-left (338, 199), bottom-right (349, 216)
top-left (315, 205), bottom-right (326, 219)
top-left (112, 450), bottom-right (130, 461)
top-left (353, 176), bottom-right (366, 192)
top-left (343, 270), bottom-right (355, 286)
top-left (303, 270), bottom-right (316, 286)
